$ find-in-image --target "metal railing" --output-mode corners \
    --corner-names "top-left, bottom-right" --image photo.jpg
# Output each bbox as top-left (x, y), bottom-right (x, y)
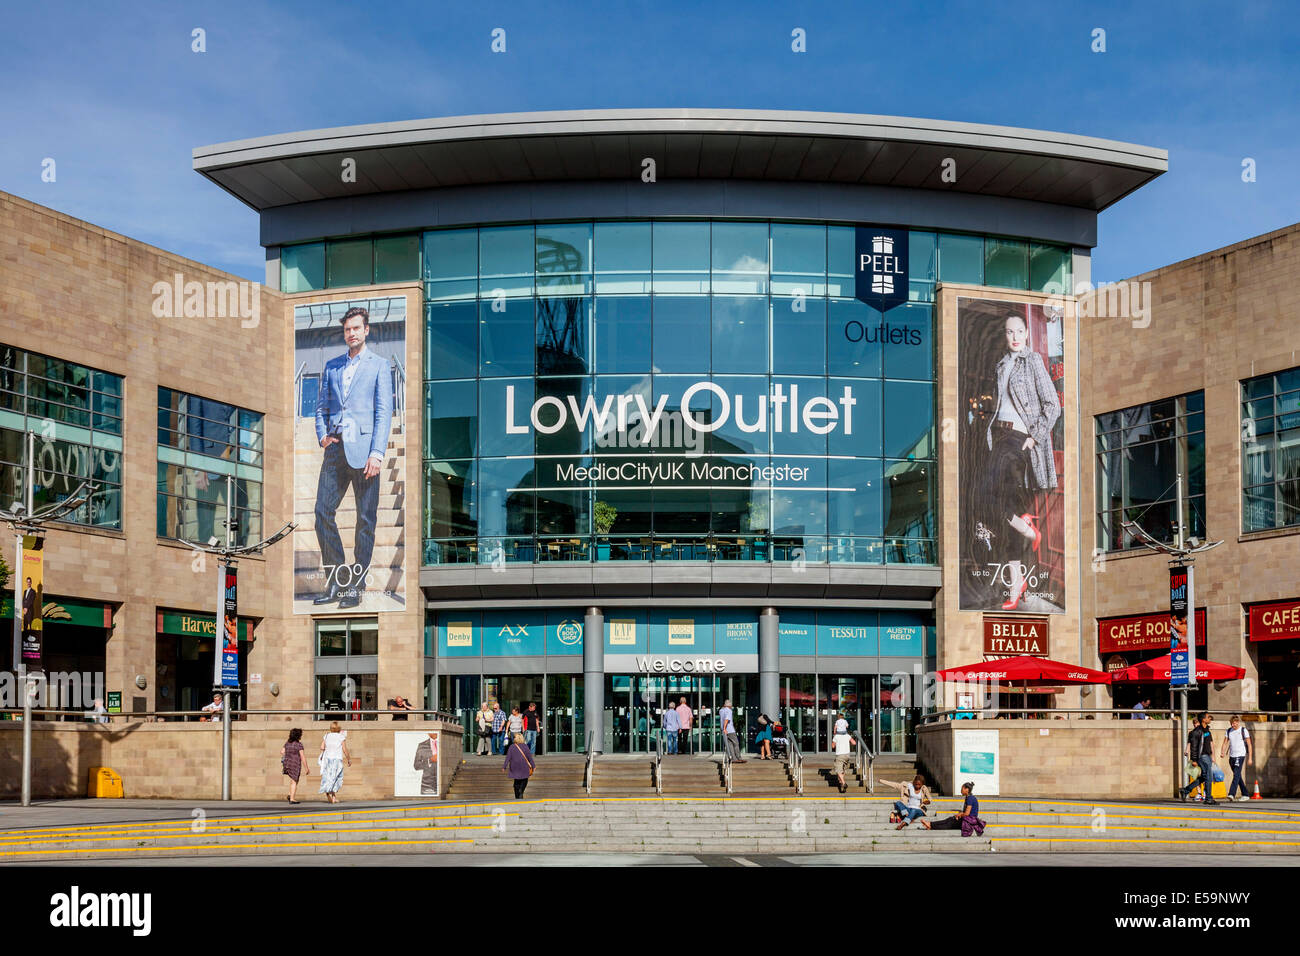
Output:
top-left (921, 708), bottom-right (1300, 724)
top-left (293, 361), bottom-right (307, 419)
top-left (654, 729), bottom-right (663, 794)
top-left (786, 733), bottom-right (805, 795)
top-left (722, 747), bottom-right (733, 795)
top-left (392, 360), bottom-right (405, 435)
top-left (854, 731), bottom-right (874, 792)
top-left (584, 729), bottom-right (597, 794)
top-left (0, 707), bottom-right (460, 722)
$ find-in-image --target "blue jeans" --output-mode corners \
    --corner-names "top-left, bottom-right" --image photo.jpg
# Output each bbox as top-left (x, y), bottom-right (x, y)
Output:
top-left (491, 731), bottom-right (505, 755)
top-left (524, 730), bottom-right (537, 754)
top-left (664, 731), bottom-right (678, 754)
top-left (1182, 754), bottom-right (1216, 800)
top-left (1228, 756), bottom-right (1248, 798)
top-left (893, 802), bottom-right (925, 823)
top-left (314, 442), bottom-right (380, 581)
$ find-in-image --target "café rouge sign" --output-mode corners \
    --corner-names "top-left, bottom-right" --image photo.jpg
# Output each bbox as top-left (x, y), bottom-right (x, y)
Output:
top-left (982, 616), bottom-right (1049, 656)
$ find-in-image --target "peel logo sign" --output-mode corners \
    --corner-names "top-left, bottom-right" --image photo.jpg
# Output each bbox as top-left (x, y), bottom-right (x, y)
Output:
top-left (855, 227), bottom-right (909, 310)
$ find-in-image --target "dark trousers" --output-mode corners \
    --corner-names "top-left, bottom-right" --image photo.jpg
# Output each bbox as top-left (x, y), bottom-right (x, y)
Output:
top-left (678, 729), bottom-right (690, 753)
top-left (1228, 756), bottom-right (1248, 797)
top-left (929, 815), bottom-right (963, 830)
top-left (1181, 754), bottom-right (1216, 800)
top-left (513, 778), bottom-right (528, 799)
top-left (314, 443), bottom-right (380, 583)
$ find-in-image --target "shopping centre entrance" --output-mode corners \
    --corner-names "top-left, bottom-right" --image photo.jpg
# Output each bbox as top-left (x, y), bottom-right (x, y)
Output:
top-left (604, 674), bottom-right (759, 754)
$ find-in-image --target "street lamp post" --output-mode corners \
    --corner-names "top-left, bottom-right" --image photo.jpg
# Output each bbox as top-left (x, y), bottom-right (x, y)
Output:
top-left (0, 430), bottom-right (98, 807)
top-left (182, 474), bottom-right (293, 801)
top-left (1121, 471), bottom-right (1221, 796)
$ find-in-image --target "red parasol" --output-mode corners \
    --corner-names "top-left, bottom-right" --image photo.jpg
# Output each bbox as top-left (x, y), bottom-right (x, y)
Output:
top-left (935, 655), bottom-right (1112, 686)
top-left (1109, 654), bottom-right (1245, 683)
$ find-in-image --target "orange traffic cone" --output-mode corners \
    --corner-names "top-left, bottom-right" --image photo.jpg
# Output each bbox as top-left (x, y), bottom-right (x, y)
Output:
top-left (1251, 780), bottom-right (1262, 800)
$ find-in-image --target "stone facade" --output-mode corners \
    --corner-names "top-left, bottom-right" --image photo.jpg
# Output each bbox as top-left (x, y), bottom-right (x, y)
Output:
top-left (0, 190), bottom-right (288, 713)
top-left (1079, 223), bottom-right (1300, 713)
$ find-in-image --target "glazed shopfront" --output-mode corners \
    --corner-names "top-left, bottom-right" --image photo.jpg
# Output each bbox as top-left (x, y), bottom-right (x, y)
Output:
top-left (428, 606), bottom-right (933, 755)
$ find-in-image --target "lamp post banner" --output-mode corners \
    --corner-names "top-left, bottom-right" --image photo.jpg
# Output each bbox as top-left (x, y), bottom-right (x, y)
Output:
top-left (1169, 564), bottom-right (1192, 688)
top-left (19, 535), bottom-right (44, 672)
top-left (216, 563), bottom-right (240, 688)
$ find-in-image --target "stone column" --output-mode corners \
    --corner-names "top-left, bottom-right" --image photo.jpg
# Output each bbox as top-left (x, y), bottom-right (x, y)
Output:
top-left (583, 607), bottom-right (604, 753)
top-left (759, 607), bottom-right (779, 716)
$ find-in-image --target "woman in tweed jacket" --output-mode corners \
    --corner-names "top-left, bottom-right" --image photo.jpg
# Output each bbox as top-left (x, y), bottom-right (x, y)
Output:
top-left (977, 312), bottom-right (1060, 610)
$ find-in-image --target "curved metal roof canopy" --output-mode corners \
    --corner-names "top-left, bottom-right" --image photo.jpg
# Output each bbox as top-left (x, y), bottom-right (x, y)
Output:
top-left (193, 109), bottom-right (1166, 214)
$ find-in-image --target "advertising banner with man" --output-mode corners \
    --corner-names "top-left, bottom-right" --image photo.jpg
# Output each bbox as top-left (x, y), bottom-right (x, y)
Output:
top-left (214, 563), bottom-right (239, 689)
top-left (957, 297), bottom-right (1066, 613)
top-left (20, 535), bottom-right (44, 671)
top-left (394, 731), bottom-right (439, 796)
top-left (293, 297), bottom-right (406, 613)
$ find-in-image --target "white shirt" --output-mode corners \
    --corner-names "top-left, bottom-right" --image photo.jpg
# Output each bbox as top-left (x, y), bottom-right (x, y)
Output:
top-left (832, 733), bottom-right (852, 755)
top-left (834, 717), bottom-right (848, 734)
top-left (342, 346), bottom-right (366, 396)
top-left (322, 731), bottom-right (347, 761)
top-left (1227, 726), bottom-right (1250, 758)
top-left (906, 781), bottom-right (924, 809)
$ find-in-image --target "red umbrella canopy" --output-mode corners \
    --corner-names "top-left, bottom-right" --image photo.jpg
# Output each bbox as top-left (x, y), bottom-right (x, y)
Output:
top-left (935, 655), bottom-right (1112, 686)
top-left (1110, 654), bottom-right (1245, 683)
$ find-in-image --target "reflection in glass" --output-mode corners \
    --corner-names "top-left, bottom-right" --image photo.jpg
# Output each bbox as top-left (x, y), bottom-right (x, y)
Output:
top-left (711, 296), bottom-right (767, 374)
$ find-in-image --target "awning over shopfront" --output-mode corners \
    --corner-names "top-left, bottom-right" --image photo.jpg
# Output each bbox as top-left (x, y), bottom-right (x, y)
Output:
top-left (936, 655), bottom-right (1111, 685)
top-left (1109, 654), bottom-right (1245, 683)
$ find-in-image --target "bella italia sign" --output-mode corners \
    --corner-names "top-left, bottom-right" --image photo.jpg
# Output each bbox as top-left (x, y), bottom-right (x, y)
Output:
top-left (982, 616), bottom-right (1049, 657)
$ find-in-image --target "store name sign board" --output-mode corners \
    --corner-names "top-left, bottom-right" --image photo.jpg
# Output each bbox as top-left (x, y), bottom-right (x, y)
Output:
top-left (983, 616), bottom-right (1049, 656)
top-left (635, 656), bottom-right (728, 673)
top-left (1248, 598), bottom-right (1300, 642)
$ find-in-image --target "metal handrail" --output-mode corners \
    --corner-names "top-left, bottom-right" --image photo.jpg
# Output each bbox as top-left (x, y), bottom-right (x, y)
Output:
top-left (722, 747), bottom-right (733, 795)
top-left (293, 361), bottom-right (308, 419)
top-left (654, 729), bottom-right (663, 794)
top-left (920, 708), bottom-right (1300, 725)
top-left (392, 360), bottom-right (406, 435)
top-left (0, 707), bottom-right (459, 722)
top-left (854, 730), bottom-right (874, 792)
top-left (786, 733), bottom-right (804, 795)
top-left (584, 729), bottom-right (597, 794)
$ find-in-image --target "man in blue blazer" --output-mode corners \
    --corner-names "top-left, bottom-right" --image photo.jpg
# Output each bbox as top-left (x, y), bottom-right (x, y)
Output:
top-left (312, 306), bottom-right (393, 608)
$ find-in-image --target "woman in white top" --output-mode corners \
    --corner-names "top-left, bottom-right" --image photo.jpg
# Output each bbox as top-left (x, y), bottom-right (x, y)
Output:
top-left (1219, 714), bottom-right (1253, 801)
top-left (318, 721), bottom-right (352, 803)
top-left (476, 702), bottom-right (493, 756)
top-left (881, 774), bottom-right (931, 829)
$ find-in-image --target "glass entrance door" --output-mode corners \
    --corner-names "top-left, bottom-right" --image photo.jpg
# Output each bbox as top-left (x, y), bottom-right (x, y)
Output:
top-left (544, 674), bottom-right (582, 753)
top-left (819, 675), bottom-right (873, 752)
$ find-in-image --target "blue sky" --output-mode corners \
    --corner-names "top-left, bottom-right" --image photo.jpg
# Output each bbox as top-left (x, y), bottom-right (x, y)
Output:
top-left (3, 0), bottom-right (1297, 283)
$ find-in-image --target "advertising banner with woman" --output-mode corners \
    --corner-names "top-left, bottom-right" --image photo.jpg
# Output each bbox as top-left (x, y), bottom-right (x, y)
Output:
top-left (957, 297), bottom-right (1065, 613)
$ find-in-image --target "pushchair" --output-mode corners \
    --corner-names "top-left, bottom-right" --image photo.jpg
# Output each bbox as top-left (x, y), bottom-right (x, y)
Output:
top-left (769, 717), bottom-right (790, 761)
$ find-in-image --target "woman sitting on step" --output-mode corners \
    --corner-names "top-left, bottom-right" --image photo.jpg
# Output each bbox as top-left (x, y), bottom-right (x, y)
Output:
top-left (920, 781), bottom-right (986, 837)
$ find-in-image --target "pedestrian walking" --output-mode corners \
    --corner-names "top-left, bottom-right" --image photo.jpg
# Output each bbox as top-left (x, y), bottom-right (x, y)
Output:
top-left (720, 698), bottom-right (746, 763)
top-left (476, 701), bottom-right (492, 756)
top-left (881, 774), bottom-right (931, 828)
top-left (503, 732), bottom-right (536, 799)
top-left (831, 725), bottom-right (856, 792)
top-left (280, 727), bottom-right (308, 804)
top-left (921, 782), bottom-right (985, 836)
top-left (755, 713), bottom-right (774, 760)
top-left (1179, 712), bottom-right (1219, 805)
top-left (1131, 698), bottom-right (1151, 719)
top-left (318, 721), bottom-right (352, 804)
top-left (523, 702), bottom-right (542, 755)
top-left (490, 701), bottom-right (508, 755)
top-left (675, 697), bottom-right (693, 754)
top-left (663, 703), bottom-right (680, 754)
top-left (1220, 714), bottom-right (1253, 801)
top-left (506, 705), bottom-right (524, 746)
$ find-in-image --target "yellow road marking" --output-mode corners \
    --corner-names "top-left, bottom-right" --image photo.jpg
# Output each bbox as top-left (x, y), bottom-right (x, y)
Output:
top-left (0, 822), bottom-right (501, 849)
top-left (994, 836), bottom-right (1300, 848)
top-left (0, 838), bottom-right (476, 858)
top-left (0, 812), bottom-right (515, 844)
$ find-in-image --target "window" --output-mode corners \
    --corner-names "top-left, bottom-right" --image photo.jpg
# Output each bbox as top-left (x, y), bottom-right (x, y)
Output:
top-left (314, 618), bottom-right (380, 717)
top-left (0, 345), bottom-right (123, 528)
top-left (1242, 369), bottom-right (1300, 532)
top-left (283, 235), bottom-right (420, 292)
top-left (1096, 392), bottom-right (1205, 550)
top-left (157, 387), bottom-right (264, 547)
